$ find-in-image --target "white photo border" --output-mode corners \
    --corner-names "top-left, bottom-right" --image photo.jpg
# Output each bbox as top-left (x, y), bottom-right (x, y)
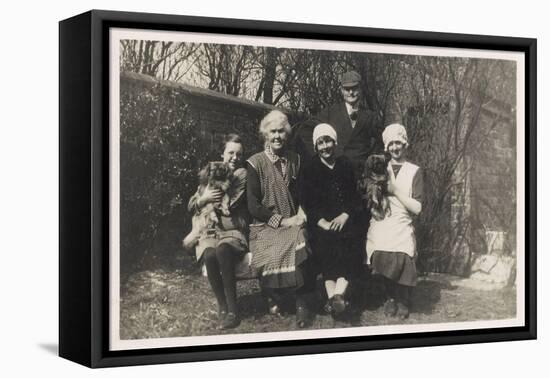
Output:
top-left (109, 27), bottom-right (526, 351)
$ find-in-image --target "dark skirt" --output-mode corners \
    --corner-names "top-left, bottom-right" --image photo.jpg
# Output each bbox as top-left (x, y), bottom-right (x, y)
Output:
top-left (196, 229), bottom-right (247, 263)
top-left (370, 251), bottom-right (417, 287)
top-left (311, 229), bottom-right (361, 281)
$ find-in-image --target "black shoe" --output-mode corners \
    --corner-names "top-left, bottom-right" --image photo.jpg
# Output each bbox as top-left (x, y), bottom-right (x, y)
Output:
top-left (221, 312), bottom-right (241, 329)
top-left (331, 294), bottom-right (347, 314)
top-left (296, 305), bottom-right (310, 328)
top-left (267, 297), bottom-right (283, 317)
top-left (396, 302), bottom-right (409, 319)
top-left (349, 309), bottom-right (363, 327)
top-left (324, 299), bottom-right (333, 314)
top-left (383, 299), bottom-right (398, 317)
top-left (218, 308), bottom-right (228, 320)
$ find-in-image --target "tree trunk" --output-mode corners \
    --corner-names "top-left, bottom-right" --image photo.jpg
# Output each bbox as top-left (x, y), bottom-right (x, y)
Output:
top-left (262, 48), bottom-right (277, 104)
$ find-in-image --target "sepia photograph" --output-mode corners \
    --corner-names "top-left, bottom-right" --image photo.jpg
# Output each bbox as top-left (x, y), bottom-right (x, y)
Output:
top-left (108, 27), bottom-right (525, 351)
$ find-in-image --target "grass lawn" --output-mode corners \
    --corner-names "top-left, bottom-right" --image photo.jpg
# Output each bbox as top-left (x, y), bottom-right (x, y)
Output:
top-left (120, 259), bottom-right (516, 340)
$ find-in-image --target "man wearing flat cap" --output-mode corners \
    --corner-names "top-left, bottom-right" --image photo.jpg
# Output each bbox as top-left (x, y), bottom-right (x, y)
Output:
top-left (294, 70), bottom-right (382, 179)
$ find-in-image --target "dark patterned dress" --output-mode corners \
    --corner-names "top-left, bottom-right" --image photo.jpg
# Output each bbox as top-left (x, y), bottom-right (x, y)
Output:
top-left (246, 150), bottom-right (310, 289)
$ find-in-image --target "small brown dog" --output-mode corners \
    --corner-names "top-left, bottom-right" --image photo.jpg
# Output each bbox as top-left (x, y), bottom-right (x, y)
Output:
top-left (197, 161), bottom-right (233, 219)
top-left (362, 153), bottom-right (392, 221)
top-left (183, 161), bottom-right (234, 250)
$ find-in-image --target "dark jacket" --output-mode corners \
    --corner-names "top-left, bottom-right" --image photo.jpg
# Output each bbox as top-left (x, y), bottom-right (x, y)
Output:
top-left (300, 155), bottom-right (361, 239)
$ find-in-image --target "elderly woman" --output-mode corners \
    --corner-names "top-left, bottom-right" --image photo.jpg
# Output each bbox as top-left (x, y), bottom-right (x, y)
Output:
top-left (246, 110), bottom-right (314, 328)
top-left (366, 123), bottom-right (423, 320)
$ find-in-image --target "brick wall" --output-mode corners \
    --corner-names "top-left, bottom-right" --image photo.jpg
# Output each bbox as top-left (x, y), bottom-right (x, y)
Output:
top-left (470, 101), bottom-right (516, 253)
top-left (449, 100), bottom-right (516, 275)
top-left (120, 71), bottom-right (279, 153)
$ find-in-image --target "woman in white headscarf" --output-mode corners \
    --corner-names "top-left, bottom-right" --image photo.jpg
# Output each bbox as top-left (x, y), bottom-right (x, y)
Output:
top-left (300, 123), bottom-right (362, 318)
top-left (366, 123), bottom-right (423, 320)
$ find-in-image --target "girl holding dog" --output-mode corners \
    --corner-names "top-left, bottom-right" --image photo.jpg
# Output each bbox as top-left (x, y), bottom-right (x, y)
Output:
top-left (366, 123), bottom-right (423, 319)
top-left (300, 123), bottom-right (362, 319)
top-left (186, 134), bottom-right (249, 329)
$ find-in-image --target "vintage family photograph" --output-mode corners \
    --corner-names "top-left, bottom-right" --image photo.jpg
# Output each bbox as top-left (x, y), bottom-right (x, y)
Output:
top-left (108, 28), bottom-right (525, 350)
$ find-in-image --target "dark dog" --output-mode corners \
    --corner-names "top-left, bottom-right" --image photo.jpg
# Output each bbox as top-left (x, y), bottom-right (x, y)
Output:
top-left (361, 153), bottom-right (391, 221)
top-left (197, 161), bottom-right (234, 221)
top-left (183, 162), bottom-right (234, 250)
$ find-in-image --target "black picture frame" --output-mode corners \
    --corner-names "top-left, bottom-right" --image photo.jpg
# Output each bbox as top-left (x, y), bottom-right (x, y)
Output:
top-left (59, 9), bottom-right (537, 368)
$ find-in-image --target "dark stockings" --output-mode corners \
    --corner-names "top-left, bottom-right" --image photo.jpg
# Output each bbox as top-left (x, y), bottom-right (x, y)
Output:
top-left (203, 244), bottom-right (239, 314)
top-left (384, 277), bottom-right (410, 306)
top-left (260, 262), bottom-right (316, 312)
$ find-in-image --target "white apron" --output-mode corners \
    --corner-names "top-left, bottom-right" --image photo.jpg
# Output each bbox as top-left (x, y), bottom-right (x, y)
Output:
top-left (366, 161), bottom-right (419, 264)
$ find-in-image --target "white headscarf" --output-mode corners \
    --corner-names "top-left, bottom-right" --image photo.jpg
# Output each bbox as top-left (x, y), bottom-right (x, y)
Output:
top-left (312, 123), bottom-right (338, 147)
top-left (382, 123), bottom-right (408, 151)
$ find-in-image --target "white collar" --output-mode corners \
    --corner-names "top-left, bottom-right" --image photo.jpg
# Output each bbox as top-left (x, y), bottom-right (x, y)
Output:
top-left (264, 146), bottom-right (287, 163)
top-left (345, 102), bottom-right (359, 115)
top-left (320, 156), bottom-right (335, 170)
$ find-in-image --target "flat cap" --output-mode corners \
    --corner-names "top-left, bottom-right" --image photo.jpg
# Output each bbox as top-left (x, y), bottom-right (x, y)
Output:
top-left (340, 70), bottom-right (361, 87)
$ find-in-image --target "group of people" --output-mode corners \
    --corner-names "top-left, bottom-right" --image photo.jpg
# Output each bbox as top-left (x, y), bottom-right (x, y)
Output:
top-left (186, 71), bottom-right (423, 330)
